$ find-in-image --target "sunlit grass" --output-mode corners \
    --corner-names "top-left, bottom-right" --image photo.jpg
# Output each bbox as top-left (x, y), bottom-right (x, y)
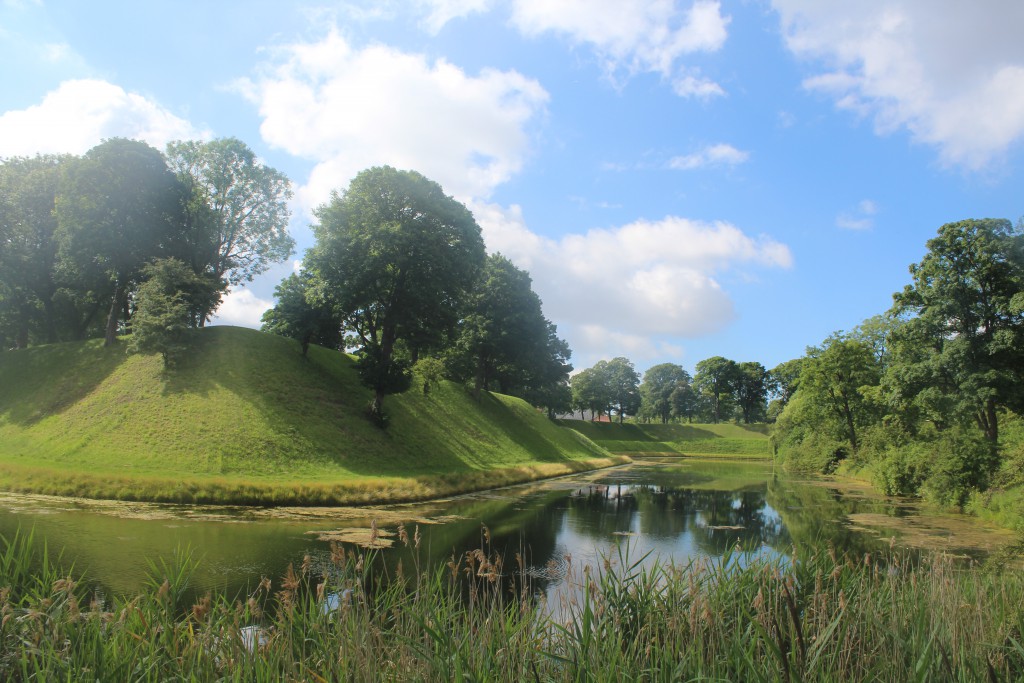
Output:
top-left (562, 420), bottom-right (771, 458)
top-left (0, 327), bottom-right (620, 504)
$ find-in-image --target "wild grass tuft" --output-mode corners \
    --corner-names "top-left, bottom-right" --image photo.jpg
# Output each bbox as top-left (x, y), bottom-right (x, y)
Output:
top-left (2, 527), bottom-right (1024, 681)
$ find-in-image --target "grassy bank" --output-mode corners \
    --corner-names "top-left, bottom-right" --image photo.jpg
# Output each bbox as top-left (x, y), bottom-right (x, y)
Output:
top-left (0, 327), bottom-right (623, 505)
top-left (2, 529), bottom-right (1023, 681)
top-left (560, 420), bottom-right (771, 458)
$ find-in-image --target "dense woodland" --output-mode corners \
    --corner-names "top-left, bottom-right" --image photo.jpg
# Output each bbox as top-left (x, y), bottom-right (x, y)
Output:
top-left (3, 139), bottom-right (1023, 510)
top-left (0, 137), bottom-right (293, 354)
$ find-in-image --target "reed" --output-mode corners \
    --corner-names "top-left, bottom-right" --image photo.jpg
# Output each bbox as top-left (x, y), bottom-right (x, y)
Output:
top-left (1, 528), bottom-right (1022, 681)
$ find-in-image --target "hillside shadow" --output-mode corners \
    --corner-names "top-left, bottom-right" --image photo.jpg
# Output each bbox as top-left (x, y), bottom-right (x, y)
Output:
top-left (159, 329), bottom-right (477, 478)
top-left (0, 340), bottom-right (124, 426)
top-left (481, 395), bottom-right (586, 464)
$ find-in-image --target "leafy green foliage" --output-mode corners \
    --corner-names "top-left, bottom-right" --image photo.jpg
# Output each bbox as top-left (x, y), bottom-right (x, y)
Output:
top-left (571, 357), bottom-right (641, 423)
top-left (638, 362), bottom-right (691, 424)
top-left (734, 361), bottom-right (769, 424)
top-left (166, 137), bottom-right (294, 286)
top-left (306, 166), bottom-right (486, 423)
top-left (56, 138), bottom-right (187, 346)
top-left (0, 155), bottom-right (73, 348)
top-left (887, 218), bottom-right (1024, 443)
top-left (693, 356), bottom-right (739, 424)
top-left (450, 254), bottom-right (572, 414)
top-left (773, 334), bottom-right (882, 472)
top-left (128, 258), bottom-right (224, 368)
top-left (260, 272), bottom-right (339, 357)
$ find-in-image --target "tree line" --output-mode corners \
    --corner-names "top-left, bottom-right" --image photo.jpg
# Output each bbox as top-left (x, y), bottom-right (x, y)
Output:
top-left (0, 137), bottom-right (294, 361)
top-left (772, 218), bottom-right (1024, 507)
top-left (567, 355), bottom-right (779, 425)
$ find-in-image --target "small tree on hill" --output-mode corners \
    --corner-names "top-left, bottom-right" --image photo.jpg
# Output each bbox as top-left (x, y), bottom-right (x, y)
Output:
top-left (129, 258), bottom-right (222, 368)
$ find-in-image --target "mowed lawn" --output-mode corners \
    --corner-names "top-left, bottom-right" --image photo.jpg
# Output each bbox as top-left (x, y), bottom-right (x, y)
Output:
top-left (560, 420), bottom-right (771, 458)
top-left (0, 327), bottom-right (621, 504)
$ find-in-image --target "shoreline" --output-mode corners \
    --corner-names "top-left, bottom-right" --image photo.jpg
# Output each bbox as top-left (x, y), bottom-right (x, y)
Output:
top-left (0, 454), bottom-right (632, 507)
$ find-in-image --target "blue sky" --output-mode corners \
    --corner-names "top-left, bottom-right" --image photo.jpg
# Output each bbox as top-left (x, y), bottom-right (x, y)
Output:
top-left (2, 0), bottom-right (1023, 375)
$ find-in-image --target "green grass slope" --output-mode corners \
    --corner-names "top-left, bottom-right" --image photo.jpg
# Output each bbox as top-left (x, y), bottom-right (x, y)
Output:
top-left (0, 327), bottom-right (622, 504)
top-left (558, 421), bottom-right (770, 458)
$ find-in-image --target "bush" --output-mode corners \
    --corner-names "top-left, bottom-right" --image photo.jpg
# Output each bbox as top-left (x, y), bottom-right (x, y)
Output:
top-left (871, 426), bottom-right (998, 507)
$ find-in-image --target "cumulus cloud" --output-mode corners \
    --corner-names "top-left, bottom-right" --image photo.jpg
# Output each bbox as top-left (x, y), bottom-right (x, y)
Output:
top-left (773, 0), bottom-right (1024, 169)
top-left (210, 288), bottom-right (274, 328)
top-left (669, 143), bottom-right (749, 170)
top-left (836, 198), bottom-right (878, 231)
top-left (237, 30), bottom-right (548, 212)
top-left (415, 0), bottom-right (492, 33)
top-left (510, 0), bottom-right (729, 97)
top-left (474, 202), bottom-right (793, 361)
top-left (0, 79), bottom-right (207, 157)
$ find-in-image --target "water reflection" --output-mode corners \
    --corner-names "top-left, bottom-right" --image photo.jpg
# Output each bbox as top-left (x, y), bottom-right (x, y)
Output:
top-left (0, 460), bottom-right (1012, 604)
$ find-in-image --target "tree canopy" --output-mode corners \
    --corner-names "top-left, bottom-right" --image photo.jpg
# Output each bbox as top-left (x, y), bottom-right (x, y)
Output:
top-left (693, 356), bottom-right (739, 424)
top-left (639, 363), bottom-right (691, 424)
top-left (0, 137), bottom-right (295, 352)
top-left (56, 138), bottom-right (187, 346)
top-left (166, 138), bottom-right (294, 288)
top-left (305, 166), bottom-right (486, 423)
top-left (887, 218), bottom-right (1024, 442)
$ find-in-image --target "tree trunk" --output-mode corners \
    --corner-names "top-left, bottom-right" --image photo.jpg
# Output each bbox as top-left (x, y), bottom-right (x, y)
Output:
top-left (104, 281), bottom-right (122, 347)
top-left (473, 351), bottom-right (487, 400)
top-left (979, 399), bottom-right (999, 442)
top-left (42, 298), bottom-right (58, 344)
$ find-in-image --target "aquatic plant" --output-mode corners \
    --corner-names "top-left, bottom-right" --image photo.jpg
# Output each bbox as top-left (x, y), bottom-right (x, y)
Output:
top-left (1, 528), bottom-right (1023, 681)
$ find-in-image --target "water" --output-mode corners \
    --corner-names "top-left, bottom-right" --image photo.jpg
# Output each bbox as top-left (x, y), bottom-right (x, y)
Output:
top-left (0, 459), bottom-right (1012, 601)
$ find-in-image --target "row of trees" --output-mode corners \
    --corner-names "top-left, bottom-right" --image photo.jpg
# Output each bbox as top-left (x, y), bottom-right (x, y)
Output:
top-left (261, 167), bottom-right (572, 424)
top-left (0, 137), bottom-right (293, 357)
top-left (568, 355), bottom-right (779, 425)
top-left (773, 218), bottom-right (1024, 506)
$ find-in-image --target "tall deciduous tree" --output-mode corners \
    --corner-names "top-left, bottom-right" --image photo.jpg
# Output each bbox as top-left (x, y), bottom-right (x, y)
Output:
top-left (767, 357), bottom-right (804, 422)
top-left (0, 156), bottom-right (65, 347)
top-left (734, 361), bottom-right (769, 424)
top-left (56, 139), bottom-right (186, 346)
top-left (571, 365), bottom-right (611, 420)
top-left (604, 357), bottom-right (641, 424)
top-left (639, 363), bottom-right (691, 424)
top-left (451, 254), bottom-right (572, 414)
top-left (306, 166), bottom-right (485, 423)
top-left (166, 138), bottom-right (294, 289)
top-left (887, 218), bottom-right (1024, 443)
top-left (670, 381), bottom-right (699, 422)
top-left (260, 272), bottom-right (340, 357)
top-left (693, 356), bottom-right (739, 423)
top-left (799, 334), bottom-right (882, 456)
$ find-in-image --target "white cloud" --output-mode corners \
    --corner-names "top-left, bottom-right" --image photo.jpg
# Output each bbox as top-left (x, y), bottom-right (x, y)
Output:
top-left (836, 198), bottom-right (878, 231)
top-left (475, 203), bottom-right (793, 360)
top-left (416, 0), bottom-right (492, 33)
top-left (210, 288), bottom-right (274, 328)
top-left (773, 1), bottom-right (1024, 169)
top-left (669, 143), bottom-right (749, 170)
top-left (510, 0), bottom-right (729, 97)
top-left (576, 325), bottom-right (685, 363)
top-left (0, 79), bottom-right (208, 157)
top-left (237, 30), bottom-right (548, 212)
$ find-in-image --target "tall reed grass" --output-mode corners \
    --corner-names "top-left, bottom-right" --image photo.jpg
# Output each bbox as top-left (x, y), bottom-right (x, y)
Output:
top-left (1, 526), bottom-right (1022, 681)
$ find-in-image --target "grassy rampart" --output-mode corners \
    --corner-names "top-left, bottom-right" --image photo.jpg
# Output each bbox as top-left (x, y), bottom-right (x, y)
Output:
top-left (0, 327), bottom-right (622, 504)
top-left (559, 420), bottom-right (771, 458)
